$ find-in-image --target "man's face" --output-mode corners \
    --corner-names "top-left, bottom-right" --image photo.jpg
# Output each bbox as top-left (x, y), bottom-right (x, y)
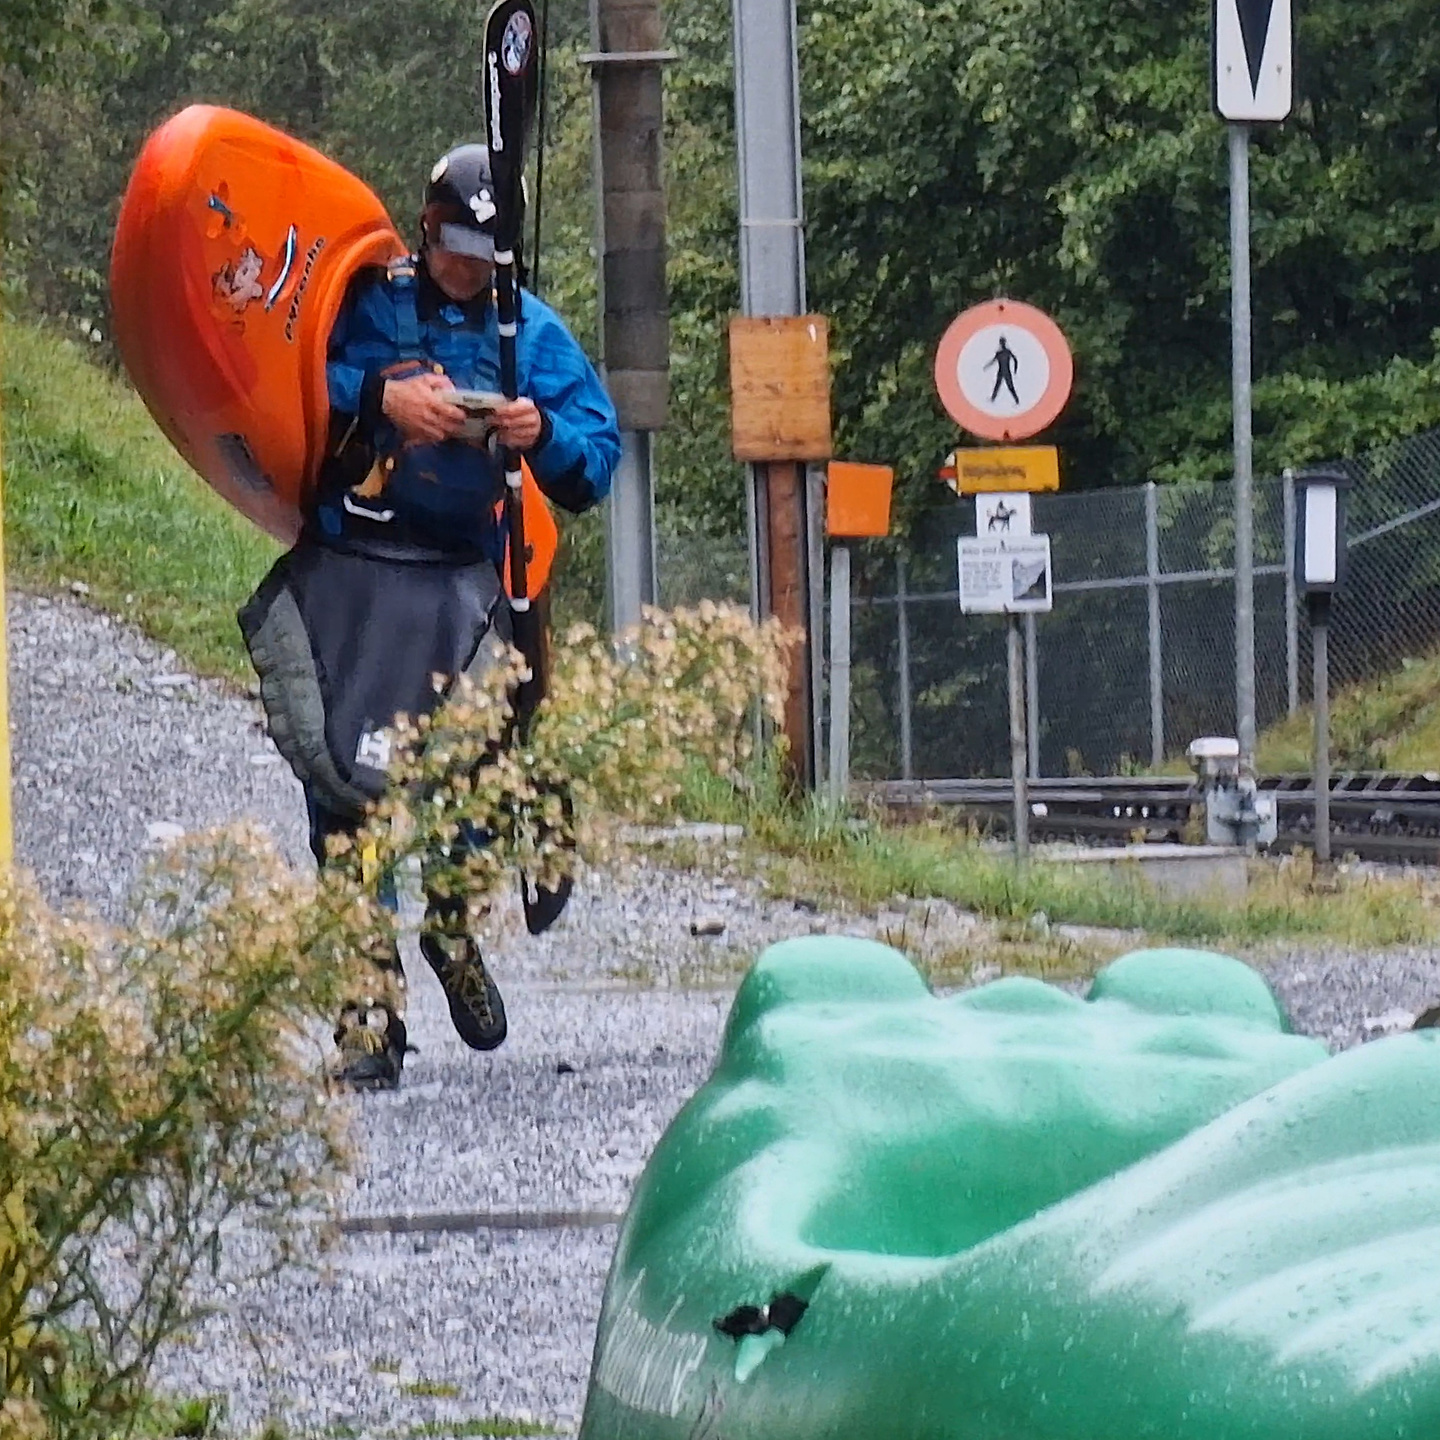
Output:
top-left (423, 205), bottom-right (495, 302)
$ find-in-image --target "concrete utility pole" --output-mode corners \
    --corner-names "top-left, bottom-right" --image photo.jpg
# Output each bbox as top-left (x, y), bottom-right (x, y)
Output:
top-left (586, 0), bottom-right (673, 633)
top-left (732, 0), bottom-right (818, 786)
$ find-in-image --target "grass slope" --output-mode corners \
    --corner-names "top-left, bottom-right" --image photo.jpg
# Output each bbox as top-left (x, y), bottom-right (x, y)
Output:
top-left (1, 316), bottom-right (279, 682)
top-left (1259, 652), bottom-right (1440, 773)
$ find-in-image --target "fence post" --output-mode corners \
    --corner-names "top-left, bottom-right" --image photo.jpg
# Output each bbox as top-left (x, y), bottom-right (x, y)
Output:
top-left (896, 554), bottom-right (914, 780)
top-left (1283, 467), bottom-right (1299, 716)
top-left (1024, 612), bottom-right (1040, 778)
top-left (1146, 481), bottom-right (1163, 769)
top-left (828, 544), bottom-right (851, 806)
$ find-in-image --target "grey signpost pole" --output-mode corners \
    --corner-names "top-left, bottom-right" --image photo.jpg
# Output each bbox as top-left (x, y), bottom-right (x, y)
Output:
top-left (1230, 120), bottom-right (1256, 790)
top-left (1312, 607), bottom-right (1330, 862)
top-left (1008, 616), bottom-right (1029, 864)
top-left (1214, 0), bottom-right (1292, 840)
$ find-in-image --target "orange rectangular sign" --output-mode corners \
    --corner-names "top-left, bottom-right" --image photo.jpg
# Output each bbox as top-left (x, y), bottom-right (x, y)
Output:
top-left (948, 446), bottom-right (1059, 495)
top-left (827, 461), bottom-right (894, 538)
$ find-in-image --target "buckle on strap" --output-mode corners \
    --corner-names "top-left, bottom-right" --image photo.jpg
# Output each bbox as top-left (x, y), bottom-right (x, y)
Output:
top-left (386, 255), bottom-right (422, 357)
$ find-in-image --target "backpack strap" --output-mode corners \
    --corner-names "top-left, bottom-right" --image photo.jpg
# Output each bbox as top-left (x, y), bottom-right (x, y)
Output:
top-left (386, 255), bottom-right (422, 358)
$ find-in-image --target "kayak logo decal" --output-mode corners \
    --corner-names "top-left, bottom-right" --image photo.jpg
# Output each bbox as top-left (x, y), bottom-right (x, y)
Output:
top-left (212, 246), bottom-right (265, 313)
top-left (501, 11), bottom-right (532, 74)
top-left (283, 235), bottom-right (327, 344)
top-left (264, 224), bottom-right (299, 311)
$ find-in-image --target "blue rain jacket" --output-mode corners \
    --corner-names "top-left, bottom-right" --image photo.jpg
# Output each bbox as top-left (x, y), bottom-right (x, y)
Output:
top-left (323, 258), bottom-right (619, 558)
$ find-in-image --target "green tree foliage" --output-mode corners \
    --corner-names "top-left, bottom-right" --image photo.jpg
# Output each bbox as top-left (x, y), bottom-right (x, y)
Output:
top-left (6, 0), bottom-right (1440, 540)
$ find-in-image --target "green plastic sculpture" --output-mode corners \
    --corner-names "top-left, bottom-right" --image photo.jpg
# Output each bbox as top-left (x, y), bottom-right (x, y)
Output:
top-left (580, 937), bottom-right (1440, 1439)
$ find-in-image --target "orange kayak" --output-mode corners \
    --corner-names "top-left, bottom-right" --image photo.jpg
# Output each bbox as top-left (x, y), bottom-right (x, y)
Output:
top-left (110, 104), bottom-right (557, 588)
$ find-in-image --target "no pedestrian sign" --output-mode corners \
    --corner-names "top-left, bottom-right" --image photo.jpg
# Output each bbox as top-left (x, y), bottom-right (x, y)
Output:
top-left (934, 300), bottom-right (1073, 443)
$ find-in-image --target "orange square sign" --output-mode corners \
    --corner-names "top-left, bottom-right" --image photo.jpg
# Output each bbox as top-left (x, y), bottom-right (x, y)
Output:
top-left (827, 461), bottom-right (894, 537)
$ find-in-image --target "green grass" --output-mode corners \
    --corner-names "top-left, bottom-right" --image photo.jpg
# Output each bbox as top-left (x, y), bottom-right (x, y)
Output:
top-left (678, 755), bottom-right (1440, 948)
top-left (1258, 650), bottom-right (1440, 773)
top-left (401, 1380), bottom-right (463, 1399)
top-left (1, 315), bottom-right (280, 682)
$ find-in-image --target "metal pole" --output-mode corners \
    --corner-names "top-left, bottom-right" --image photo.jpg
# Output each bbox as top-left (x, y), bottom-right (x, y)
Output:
top-left (1283, 468), bottom-right (1299, 715)
top-left (1230, 122), bottom-right (1256, 781)
top-left (807, 464), bottom-right (826, 779)
top-left (1024, 612), bottom-right (1040, 779)
top-left (896, 554), bottom-right (914, 780)
top-left (604, 430), bottom-right (658, 631)
top-left (734, 0), bottom-right (814, 784)
top-left (1146, 480), bottom-right (1163, 768)
top-left (1313, 599), bottom-right (1330, 863)
top-left (828, 543), bottom-right (851, 806)
top-left (1007, 615), bottom-right (1029, 865)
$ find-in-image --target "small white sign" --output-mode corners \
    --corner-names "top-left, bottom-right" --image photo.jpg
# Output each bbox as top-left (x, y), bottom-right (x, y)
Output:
top-left (1214, 0), bottom-right (1292, 122)
top-left (976, 492), bottom-right (1032, 538)
top-left (958, 535), bottom-right (1053, 614)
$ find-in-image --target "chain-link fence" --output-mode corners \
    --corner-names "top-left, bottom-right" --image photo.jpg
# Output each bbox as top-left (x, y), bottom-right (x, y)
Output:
top-left (845, 428), bottom-right (1440, 779)
top-left (656, 526), bottom-right (750, 610)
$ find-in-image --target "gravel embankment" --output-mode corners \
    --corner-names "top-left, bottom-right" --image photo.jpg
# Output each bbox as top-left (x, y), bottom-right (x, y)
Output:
top-left (10, 587), bottom-right (1440, 1437)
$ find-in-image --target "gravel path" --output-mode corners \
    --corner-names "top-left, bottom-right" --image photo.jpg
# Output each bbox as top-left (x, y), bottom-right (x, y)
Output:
top-left (10, 587), bottom-right (1440, 1437)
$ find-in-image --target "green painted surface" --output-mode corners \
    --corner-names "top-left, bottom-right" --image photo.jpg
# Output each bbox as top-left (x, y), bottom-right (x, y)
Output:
top-left (580, 937), bottom-right (1440, 1439)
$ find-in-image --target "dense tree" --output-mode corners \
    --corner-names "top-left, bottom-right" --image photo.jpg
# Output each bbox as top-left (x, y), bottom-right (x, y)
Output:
top-left (6, 0), bottom-right (1440, 541)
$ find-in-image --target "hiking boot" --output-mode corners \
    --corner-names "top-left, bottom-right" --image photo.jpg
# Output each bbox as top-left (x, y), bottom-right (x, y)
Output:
top-left (419, 929), bottom-right (507, 1051)
top-left (332, 1001), bottom-right (408, 1091)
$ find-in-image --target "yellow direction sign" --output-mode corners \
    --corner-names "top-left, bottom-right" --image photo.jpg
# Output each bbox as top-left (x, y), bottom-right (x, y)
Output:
top-left (944, 445), bottom-right (1059, 496)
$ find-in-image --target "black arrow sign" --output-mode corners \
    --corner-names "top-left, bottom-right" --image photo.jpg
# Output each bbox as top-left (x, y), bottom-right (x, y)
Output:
top-left (1236, 0), bottom-right (1276, 93)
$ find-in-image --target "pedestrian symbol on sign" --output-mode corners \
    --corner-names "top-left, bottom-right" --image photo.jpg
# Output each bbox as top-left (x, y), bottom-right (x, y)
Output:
top-left (986, 337), bottom-right (1021, 405)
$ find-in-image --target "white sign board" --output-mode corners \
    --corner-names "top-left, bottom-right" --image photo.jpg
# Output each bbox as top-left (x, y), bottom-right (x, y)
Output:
top-left (1214, 0), bottom-right (1292, 122)
top-left (976, 492), bottom-right (1031, 538)
top-left (958, 535), bottom-right (1053, 615)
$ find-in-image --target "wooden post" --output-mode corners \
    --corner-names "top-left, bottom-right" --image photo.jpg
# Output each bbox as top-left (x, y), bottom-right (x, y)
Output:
top-left (765, 461), bottom-right (812, 785)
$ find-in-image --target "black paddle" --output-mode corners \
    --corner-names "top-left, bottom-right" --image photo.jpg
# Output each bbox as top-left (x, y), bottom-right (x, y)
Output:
top-left (483, 0), bottom-right (572, 935)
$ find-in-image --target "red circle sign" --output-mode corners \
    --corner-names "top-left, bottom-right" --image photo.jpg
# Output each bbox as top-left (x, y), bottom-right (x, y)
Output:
top-left (934, 299), bottom-right (1074, 442)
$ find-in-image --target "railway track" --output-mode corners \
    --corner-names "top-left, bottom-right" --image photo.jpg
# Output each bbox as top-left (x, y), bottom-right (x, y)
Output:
top-left (863, 773), bottom-right (1440, 864)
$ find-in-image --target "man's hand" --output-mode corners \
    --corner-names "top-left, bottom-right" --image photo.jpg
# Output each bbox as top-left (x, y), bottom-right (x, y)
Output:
top-left (492, 398), bottom-right (544, 453)
top-left (381, 372), bottom-right (466, 445)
